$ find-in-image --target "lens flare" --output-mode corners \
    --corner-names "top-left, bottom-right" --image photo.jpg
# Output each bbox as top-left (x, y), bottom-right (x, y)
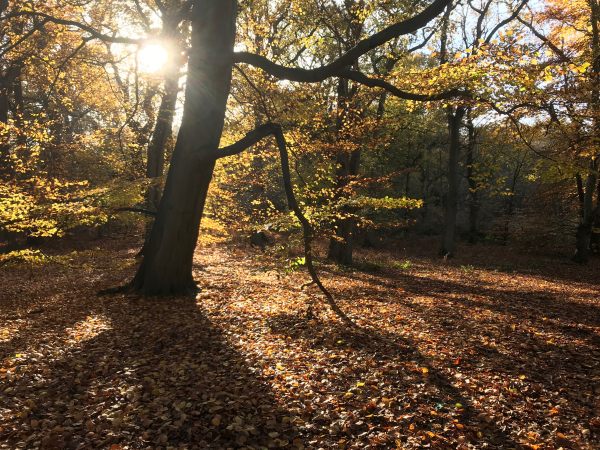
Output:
top-left (137, 43), bottom-right (169, 74)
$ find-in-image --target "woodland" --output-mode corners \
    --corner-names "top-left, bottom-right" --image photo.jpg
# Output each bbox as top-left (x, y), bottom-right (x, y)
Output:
top-left (0, 0), bottom-right (599, 448)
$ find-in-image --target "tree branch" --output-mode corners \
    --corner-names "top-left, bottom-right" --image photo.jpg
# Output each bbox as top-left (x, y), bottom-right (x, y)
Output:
top-left (233, 0), bottom-right (451, 82)
top-left (215, 123), bottom-right (357, 327)
top-left (215, 123), bottom-right (278, 158)
top-left (516, 16), bottom-right (570, 62)
top-left (339, 68), bottom-right (468, 101)
top-left (483, 0), bottom-right (529, 44)
top-left (1, 11), bottom-right (144, 45)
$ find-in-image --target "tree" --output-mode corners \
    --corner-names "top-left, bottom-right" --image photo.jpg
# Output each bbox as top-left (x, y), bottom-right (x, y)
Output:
top-left (0, 0), bottom-right (148, 245)
top-left (497, 0), bottom-right (600, 261)
top-left (132, 0), bottom-right (452, 294)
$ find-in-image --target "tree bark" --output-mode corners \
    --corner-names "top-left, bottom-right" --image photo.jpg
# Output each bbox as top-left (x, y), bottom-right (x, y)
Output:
top-left (0, 84), bottom-right (8, 171)
top-left (574, 0), bottom-right (600, 262)
top-left (439, 106), bottom-right (465, 257)
top-left (328, 77), bottom-right (360, 266)
top-left (574, 160), bottom-right (598, 263)
top-left (328, 147), bottom-right (361, 266)
top-left (144, 67), bottom-right (179, 233)
top-left (465, 111), bottom-right (479, 243)
top-left (131, 0), bottom-right (237, 295)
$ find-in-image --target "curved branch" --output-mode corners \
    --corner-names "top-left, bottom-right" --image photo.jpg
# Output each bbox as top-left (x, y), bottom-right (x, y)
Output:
top-left (483, 0), bottom-right (529, 45)
top-left (1, 11), bottom-right (144, 45)
top-left (215, 123), bottom-right (357, 327)
top-left (216, 123), bottom-right (277, 158)
top-left (233, 0), bottom-right (451, 82)
top-left (273, 125), bottom-right (357, 327)
top-left (339, 68), bottom-right (468, 101)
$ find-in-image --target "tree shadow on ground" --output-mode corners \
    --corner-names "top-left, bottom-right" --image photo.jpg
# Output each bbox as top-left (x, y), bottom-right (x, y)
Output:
top-left (0, 259), bottom-right (299, 449)
top-left (320, 268), bottom-right (599, 444)
top-left (266, 313), bottom-right (519, 449)
top-left (371, 236), bottom-right (600, 287)
top-left (326, 263), bottom-right (600, 330)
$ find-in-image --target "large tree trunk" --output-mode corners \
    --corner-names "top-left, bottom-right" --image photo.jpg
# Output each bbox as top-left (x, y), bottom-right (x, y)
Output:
top-left (575, 0), bottom-right (600, 262)
top-left (131, 0), bottom-right (237, 295)
top-left (439, 106), bottom-right (465, 257)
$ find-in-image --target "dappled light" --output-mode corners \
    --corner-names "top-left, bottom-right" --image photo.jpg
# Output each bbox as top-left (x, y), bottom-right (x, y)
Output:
top-left (1, 238), bottom-right (597, 447)
top-left (65, 315), bottom-right (112, 344)
top-left (1, 0), bottom-right (600, 448)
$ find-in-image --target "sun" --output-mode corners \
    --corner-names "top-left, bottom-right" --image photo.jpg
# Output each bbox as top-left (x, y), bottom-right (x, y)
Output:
top-left (137, 43), bottom-right (169, 74)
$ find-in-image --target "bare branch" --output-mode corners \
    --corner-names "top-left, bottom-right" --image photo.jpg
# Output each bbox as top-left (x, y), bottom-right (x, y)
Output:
top-left (483, 0), bottom-right (529, 45)
top-left (517, 16), bottom-right (570, 62)
top-left (0, 17), bottom-right (49, 58)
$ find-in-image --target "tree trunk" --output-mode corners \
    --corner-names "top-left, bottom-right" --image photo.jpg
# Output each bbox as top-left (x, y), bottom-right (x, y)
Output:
top-left (574, 160), bottom-right (598, 263)
top-left (0, 84), bottom-right (9, 171)
top-left (328, 77), bottom-right (360, 265)
top-left (328, 147), bottom-right (361, 265)
top-left (439, 106), bottom-right (464, 257)
top-left (575, 0), bottom-right (600, 262)
top-left (144, 68), bottom-right (179, 236)
top-left (328, 217), bottom-right (355, 265)
top-left (465, 111), bottom-right (479, 243)
top-left (131, 0), bottom-right (237, 295)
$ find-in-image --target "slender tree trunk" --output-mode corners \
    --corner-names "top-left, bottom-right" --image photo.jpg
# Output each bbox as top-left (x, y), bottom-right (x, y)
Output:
top-left (0, 83), bottom-right (9, 172)
top-left (131, 0), bottom-right (237, 295)
top-left (328, 77), bottom-right (360, 265)
top-left (12, 75), bottom-right (24, 116)
top-left (439, 106), bottom-right (464, 257)
top-left (144, 69), bottom-right (179, 236)
top-left (465, 111), bottom-right (479, 243)
top-left (574, 160), bottom-right (598, 263)
top-left (576, 173), bottom-right (585, 218)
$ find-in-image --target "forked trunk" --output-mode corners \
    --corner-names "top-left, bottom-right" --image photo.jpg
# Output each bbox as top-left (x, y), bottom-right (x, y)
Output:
top-left (132, 0), bottom-right (237, 295)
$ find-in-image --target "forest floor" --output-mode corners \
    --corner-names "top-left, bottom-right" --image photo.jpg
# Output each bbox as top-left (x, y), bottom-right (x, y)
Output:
top-left (0, 234), bottom-right (599, 449)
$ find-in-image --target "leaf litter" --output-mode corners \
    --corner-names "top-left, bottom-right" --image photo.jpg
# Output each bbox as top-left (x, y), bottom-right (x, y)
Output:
top-left (0, 237), bottom-right (598, 449)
